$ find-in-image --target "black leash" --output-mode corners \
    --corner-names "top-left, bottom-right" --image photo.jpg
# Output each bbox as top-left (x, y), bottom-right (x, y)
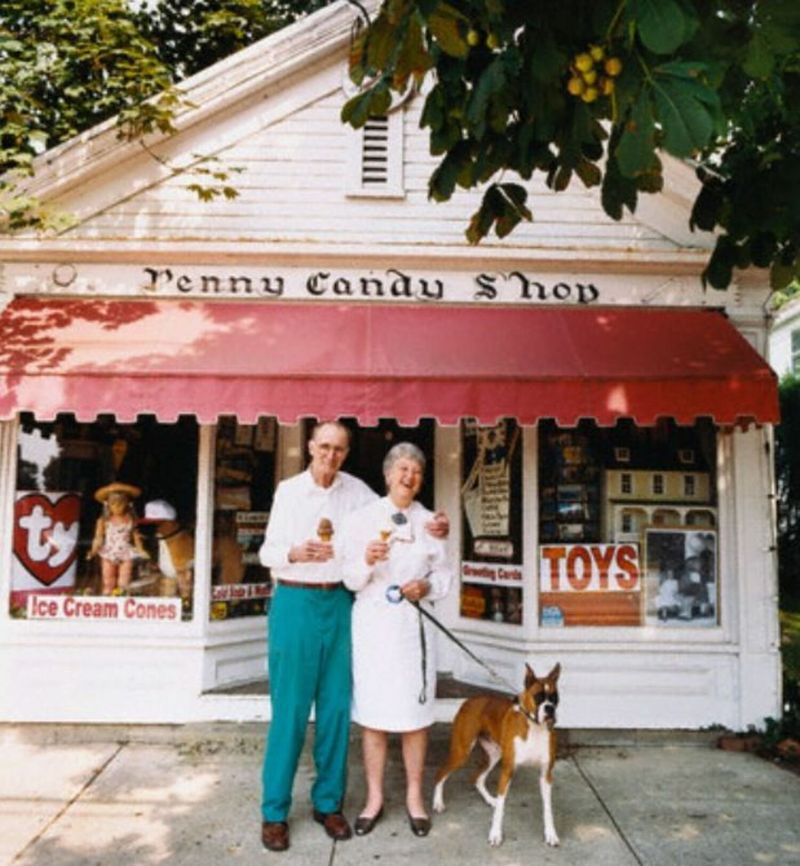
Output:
top-left (409, 599), bottom-right (540, 725)
top-left (386, 583), bottom-right (540, 725)
top-left (407, 599), bottom-right (519, 693)
top-left (386, 582), bottom-right (515, 688)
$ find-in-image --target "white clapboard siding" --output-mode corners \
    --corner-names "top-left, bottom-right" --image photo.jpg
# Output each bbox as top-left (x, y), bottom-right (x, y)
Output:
top-left (60, 51), bottom-right (703, 252)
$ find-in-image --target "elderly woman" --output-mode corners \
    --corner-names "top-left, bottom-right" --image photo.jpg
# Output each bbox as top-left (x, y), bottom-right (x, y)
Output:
top-left (341, 442), bottom-right (453, 839)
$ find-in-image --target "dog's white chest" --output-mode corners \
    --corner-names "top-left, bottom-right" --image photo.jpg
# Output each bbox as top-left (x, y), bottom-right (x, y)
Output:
top-left (513, 724), bottom-right (551, 767)
top-left (157, 539), bottom-right (177, 578)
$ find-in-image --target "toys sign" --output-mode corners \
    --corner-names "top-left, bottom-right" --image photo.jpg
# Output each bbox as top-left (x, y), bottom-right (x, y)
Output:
top-left (13, 492), bottom-right (81, 592)
top-left (539, 543), bottom-right (641, 593)
top-left (539, 543), bottom-right (642, 627)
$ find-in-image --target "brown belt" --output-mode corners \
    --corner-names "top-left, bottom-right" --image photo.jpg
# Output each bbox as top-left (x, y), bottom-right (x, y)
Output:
top-left (275, 578), bottom-right (342, 591)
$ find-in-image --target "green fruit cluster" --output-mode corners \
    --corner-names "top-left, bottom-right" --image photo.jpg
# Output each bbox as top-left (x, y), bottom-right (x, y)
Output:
top-left (466, 28), bottom-right (500, 50)
top-left (567, 45), bottom-right (622, 103)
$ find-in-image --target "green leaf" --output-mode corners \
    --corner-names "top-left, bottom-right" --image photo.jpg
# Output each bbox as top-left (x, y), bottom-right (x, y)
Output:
top-left (742, 31), bottom-right (775, 79)
top-left (704, 237), bottom-right (735, 289)
top-left (341, 85), bottom-right (390, 129)
top-left (494, 182), bottom-right (532, 237)
top-left (771, 259), bottom-right (798, 292)
top-left (466, 55), bottom-right (508, 139)
top-left (752, 233), bottom-right (777, 269)
top-left (466, 192), bottom-right (499, 244)
top-left (631, 0), bottom-right (697, 55)
top-left (341, 90), bottom-right (372, 128)
top-left (364, 14), bottom-right (397, 73)
top-left (757, 0), bottom-right (800, 56)
top-left (616, 90), bottom-right (656, 178)
top-left (636, 166), bottom-right (664, 193)
top-left (528, 28), bottom-right (564, 83)
top-left (653, 78), bottom-right (714, 157)
top-left (429, 141), bottom-right (472, 201)
top-left (690, 182), bottom-right (723, 233)
top-left (426, 3), bottom-right (469, 58)
top-left (575, 159), bottom-right (602, 188)
top-left (602, 155), bottom-right (637, 220)
top-left (393, 14), bottom-right (432, 87)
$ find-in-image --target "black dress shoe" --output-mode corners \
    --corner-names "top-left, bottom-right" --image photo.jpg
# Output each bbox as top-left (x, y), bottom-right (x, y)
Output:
top-left (354, 806), bottom-right (384, 836)
top-left (313, 809), bottom-right (353, 841)
top-left (261, 820), bottom-right (290, 851)
top-left (407, 811), bottom-right (431, 837)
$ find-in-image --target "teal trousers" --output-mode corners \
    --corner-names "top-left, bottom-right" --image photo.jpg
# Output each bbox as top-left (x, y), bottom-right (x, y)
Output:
top-left (261, 583), bottom-right (353, 821)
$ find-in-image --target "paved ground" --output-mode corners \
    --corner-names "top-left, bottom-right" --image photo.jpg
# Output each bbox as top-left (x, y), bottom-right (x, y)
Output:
top-left (1, 723), bottom-right (799, 866)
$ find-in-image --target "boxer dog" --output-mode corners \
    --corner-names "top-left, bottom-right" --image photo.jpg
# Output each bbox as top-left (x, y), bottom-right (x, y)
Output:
top-left (432, 663), bottom-right (561, 847)
top-left (140, 500), bottom-right (194, 602)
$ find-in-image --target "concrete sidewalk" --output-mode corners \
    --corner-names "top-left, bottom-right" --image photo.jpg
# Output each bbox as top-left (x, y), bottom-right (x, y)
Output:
top-left (2, 723), bottom-right (799, 866)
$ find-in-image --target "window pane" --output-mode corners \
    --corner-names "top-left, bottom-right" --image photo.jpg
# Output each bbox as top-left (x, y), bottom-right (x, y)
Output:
top-left (537, 419), bottom-right (718, 628)
top-left (210, 417), bottom-right (278, 620)
top-left (13, 413), bottom-right (198, 622)
top-left (459, 419), bottom-right (523, 625)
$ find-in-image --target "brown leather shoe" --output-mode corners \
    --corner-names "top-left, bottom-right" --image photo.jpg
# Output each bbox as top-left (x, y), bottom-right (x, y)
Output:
top-left (261, 821), bottom-right (289, 851)
top-left (313, 810), bottom-right (353, 841)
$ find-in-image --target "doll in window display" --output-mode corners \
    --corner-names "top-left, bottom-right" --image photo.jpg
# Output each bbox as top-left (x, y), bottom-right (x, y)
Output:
top-left (86, 482), bottom-right (150, 595)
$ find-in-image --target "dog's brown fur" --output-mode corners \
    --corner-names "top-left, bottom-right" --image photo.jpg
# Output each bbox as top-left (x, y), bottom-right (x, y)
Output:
top-left (151, 520), bottom-right (194, 600)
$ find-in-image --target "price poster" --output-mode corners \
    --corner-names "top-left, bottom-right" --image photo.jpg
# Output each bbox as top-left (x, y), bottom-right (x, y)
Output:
top-left (459, 420), bottom-right (523, 625)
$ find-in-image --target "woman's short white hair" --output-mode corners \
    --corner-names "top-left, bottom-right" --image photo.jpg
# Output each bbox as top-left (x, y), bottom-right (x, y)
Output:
top-left (383, 442), bottom-right (426, 477)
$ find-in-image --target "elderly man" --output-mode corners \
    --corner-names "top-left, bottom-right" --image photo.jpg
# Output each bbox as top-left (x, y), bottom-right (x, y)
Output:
top-left (258, 421), bottom-right (446, 852)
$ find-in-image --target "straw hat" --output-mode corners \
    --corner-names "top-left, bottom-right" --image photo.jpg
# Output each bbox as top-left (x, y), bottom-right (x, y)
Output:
top-left (94, 482), bottom-right (142, 503)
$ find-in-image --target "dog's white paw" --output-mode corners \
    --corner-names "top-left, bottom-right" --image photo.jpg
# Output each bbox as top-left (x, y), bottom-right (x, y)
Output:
top-left (545, 830), bottom-right (560, 847)
top-left (432, 794), bottom-right (445, 814)
top-left (488, 830), bottom-right (503, 847)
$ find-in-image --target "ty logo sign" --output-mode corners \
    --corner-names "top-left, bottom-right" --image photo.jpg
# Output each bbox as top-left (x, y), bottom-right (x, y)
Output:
top-left (14, 492), bottom-right (81, 586)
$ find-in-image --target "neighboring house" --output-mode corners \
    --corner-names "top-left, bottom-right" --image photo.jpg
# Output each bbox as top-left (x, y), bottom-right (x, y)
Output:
top-left (0, 1), bottom-right (781, 730)
top-left (769, 295), bottom-right (800, 378)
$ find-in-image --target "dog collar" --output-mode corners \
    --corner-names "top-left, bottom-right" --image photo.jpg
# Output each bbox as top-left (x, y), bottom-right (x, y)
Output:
top-left (156, 526), bottom-right (185, 541)
top-left (513, 696), bottom-right (539, 726)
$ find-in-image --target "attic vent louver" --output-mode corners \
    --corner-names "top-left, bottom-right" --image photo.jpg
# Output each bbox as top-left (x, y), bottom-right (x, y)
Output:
top-left (346, 108), bottom-right (405, 198)
top-left (361, 115), bottom-right (390, 185)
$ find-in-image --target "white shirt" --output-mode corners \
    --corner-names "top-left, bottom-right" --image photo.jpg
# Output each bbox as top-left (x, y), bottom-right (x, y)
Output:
top-left (341, 496), bottom-right (453, 730)
top-left (259, 468), bottom-right (376, 583)
top-left (341, 497), bottom-right (451, 601)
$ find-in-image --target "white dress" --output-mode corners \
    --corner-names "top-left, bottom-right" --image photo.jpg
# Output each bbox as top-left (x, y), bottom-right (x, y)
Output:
top-left (342, 497), bottom-right (452, 731)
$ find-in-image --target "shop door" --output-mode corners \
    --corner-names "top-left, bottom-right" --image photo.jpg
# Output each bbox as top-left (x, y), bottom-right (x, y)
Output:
top-left (338, 419), bottom-right (436, 507)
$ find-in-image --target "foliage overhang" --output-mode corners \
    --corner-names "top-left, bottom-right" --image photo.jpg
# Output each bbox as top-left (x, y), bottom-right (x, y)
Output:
top-left (342, 0), bottom-right (800, 291)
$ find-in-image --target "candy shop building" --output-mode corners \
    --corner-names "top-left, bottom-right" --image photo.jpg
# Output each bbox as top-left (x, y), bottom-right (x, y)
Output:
top-left (0, 1), bottom-right (780, 729)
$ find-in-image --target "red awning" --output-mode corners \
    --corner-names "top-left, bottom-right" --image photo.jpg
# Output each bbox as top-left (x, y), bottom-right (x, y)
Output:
top-left (0, 296), bottom-right (778, 426)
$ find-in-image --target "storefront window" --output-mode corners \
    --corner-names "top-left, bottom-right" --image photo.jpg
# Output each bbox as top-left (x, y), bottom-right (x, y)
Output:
top-left (459, 419), bottom-right (523, 625)
top-left (210, 417), bottom-right (277, 621)
top-left (538, 419), bottom-right (718, 628)
top-left (12, 413), bottom-right (199, 622)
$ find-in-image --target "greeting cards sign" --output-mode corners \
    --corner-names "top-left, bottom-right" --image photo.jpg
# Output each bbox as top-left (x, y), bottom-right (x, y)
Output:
top-left (539, 543), bottom-right (642, 627)
top-left (13, 492), bottom-right (80, 603)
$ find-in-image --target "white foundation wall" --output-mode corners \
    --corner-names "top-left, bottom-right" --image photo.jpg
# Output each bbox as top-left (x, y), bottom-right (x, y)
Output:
top-left (0, 637), bottom-right (207, 723)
